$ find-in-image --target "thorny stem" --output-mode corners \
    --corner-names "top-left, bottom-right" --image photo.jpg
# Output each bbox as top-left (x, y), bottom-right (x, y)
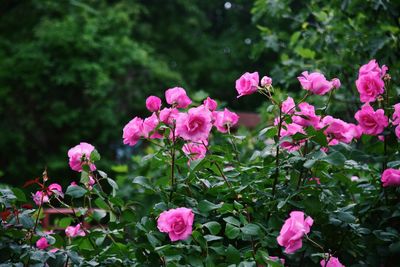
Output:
top-left (305, 234), bottom-right (325, 252)
top-left (169, 123), bottom-right (176, 201)
top-left (227, 125), bottom-right (240, 162)
top-left (214, 162), bottom-right (232, 188)
top-left (272, 105), bottom-right (283, 197)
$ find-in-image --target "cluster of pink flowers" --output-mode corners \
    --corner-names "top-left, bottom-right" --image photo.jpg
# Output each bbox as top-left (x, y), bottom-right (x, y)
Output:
top-left (65, 223), bottom-right (86, 238)
top-left (32, 183), bottom-right (63, 206)
top-left (356, 59), bottom-right (387, 103)
top-left (123, 87), bottom-right (239, 163)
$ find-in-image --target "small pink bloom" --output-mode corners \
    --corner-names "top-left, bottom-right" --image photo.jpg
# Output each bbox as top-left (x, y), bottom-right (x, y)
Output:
top-left (297, 71), bottom-right (334, 95)
top-left (123, 117), bottom-right (144, 146)
top-left (49, 248), bottom-right (59, 253)
top-left (359, 59), bottom-right (387, 77)
top-left (182, 141), bottom-right (207, 162)
top-left (159, 107), bottom-right (179, 125)
top-left (235, 72), bottom-right (259, 98)
top-left (176, 106), bottom-right (212, 141)
top-left (277, 211), bottom-right (313, 254)
top-left (36, 237), bottom-right (49, 250)
top-left (381, 168), bottom-right (400, 187)
top-left (157, 207), bottom-right (194, 241)
top-left (280, 123), bottom-right (306, 152)
top-left (143, 113), bottom-right (162, 139)
top-left (392, 103), bottom-right (400, 126)
top-left (213, 108), bottom-right (240, 133)
top-left (67, 142), bottom-right (96, 172)
top-left (356, 72), bottom-right (384, 103)
top-left (331, 78), bottom-right (341, 89)
top-left (65, 223), bottom-right (86, 238)
top-left (70, 181), bottom-right (77, 186)
top-left (282, 96), bottom-right (296, 114)
top-left (354, 105), bottom-right (388, 136)
top-left (48, 183), bottom-right (64, 198)
top-left (165, 87), bottom-right (192, 108)
top-left (309, 177), bottom-right (321, 185)
top-left (321, 116), bottom-right (353, 144)
top-left (261, 75), bottom-right (272, 87)
top-left (146, 96), bottom-right (162, 112)
top-left (32, 191), bottom-right (49, 206)
top-left (351, 176), bottom-right (359, 182)
top-left (203, 97), bottom-right (218, 111)
top-left (320, 255), bottom-right (345, 267)
top-left (292, 102), bottom-right (321, 128)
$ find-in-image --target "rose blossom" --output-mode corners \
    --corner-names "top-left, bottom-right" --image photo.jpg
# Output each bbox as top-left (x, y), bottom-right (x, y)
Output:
top-left (320, 255), bottom-right (345, 267)
top-left (292, 102), bottom-right (321, 128)
top-left (354, 105), bottom-right (388, 135)
top-left (213, 108), bottom-right (239, 133)
top-left (381, 168), bottom-right (400, 187)
top-left (277, 211), bottom-right (313, 254)
top-left (321, 116), bottom-right (354, 144)
top-left (359, 59), bottom-right (387, 77)
top-left (182, 141), bottom-right (207, 162)
top-left (159, 107), bottom-right (179, 125)
top-left (395, 126), bottom-right (400, 139)
top-left (392, 103), bottom-right (400, 125)
top-left (36, 237), bottom-right (49, 250)
top-left (356, 72), bottom-right (384, 103)
top-left (145, 96), bottom-right (162, 112)
top-left (331, 78), bottom-right (341, 89)
top-left (65, 223), bottom-right (86, 238)
top-left (32, 191), bottom-right (49, 206)
top-left (176, 106), bottom-right (212, 141)
top-left (48, 183), bottom-right (64, 198)
top-left (297, 71), bottom-right (335, 95)
top-left (165, 87), bottom-right (192, 108)
top-left (142, 113), bottom-right (162, 139)
top-left (282, 96), bottom-right (296, 114)
top-left (261, 75), bottom-right (272, 87)
top-left (67, 142), bottom-right (96, 172)
top-left (203, 97), bottom-right (218, 111)
top-left (235, 72), bottom-right (259, 97)
top-left (157, 207), bottom-right (194, 241)
top-left (280, 123), bottom-right (306, 152)
top-left (123, 117), bottom-right (144, 146)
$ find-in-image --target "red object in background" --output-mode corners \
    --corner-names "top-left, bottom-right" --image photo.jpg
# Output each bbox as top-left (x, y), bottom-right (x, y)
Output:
top-left (236, 112), bottom-right (261, 129)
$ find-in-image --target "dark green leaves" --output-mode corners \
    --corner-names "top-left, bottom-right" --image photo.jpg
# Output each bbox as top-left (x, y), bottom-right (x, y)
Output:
top-left (65, 185), bottom-right (87, 198)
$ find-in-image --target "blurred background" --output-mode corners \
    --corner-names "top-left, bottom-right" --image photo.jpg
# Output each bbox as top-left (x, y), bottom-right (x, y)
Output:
top-left (0, 0), bottom-right (399, 185)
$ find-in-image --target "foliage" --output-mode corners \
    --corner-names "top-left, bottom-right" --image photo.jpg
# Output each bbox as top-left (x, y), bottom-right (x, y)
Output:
top-left (1, 61), bottom-right (400, 266)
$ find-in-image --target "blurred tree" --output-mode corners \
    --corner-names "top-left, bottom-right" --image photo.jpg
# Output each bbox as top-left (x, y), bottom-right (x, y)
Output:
top-left (252, 0), bottom-right (400, 118)
top-left (0, 0), bottom-right (264, 183)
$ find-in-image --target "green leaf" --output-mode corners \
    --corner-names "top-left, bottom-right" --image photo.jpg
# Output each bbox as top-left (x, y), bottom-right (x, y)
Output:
top-left (65, 185), bottom-right (87, 198)
top-left (223, 216), bottom-right (241, 227)
top-left (11, 188), bottom-right (26, 202)
top-left (203, 221), bottom-right (222, 235)
top-left (241, 223), bottom-right (260, 236)
top-left (322, 151), bottom-right (346, 166)
top-left (57, 217), bottom-right (72, 228)
top-left (204, 235), bottom-right (223, 242)
top-left (198, 200), bottom-right (222, 213)
top-left (226, 244), bottom-right (241, 263)
top-left (90, 149), bottom-right (101, 162)
top-left (92, 209), bottom-right (107, 221)
top-left (80, 170), bottom-right (89, 184)
top-left (225, 223), bottom-right (240, 239)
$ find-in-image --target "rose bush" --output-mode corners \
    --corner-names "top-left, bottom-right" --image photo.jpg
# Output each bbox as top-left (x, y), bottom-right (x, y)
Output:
top-left (0, 59), bottom-right (399, 266)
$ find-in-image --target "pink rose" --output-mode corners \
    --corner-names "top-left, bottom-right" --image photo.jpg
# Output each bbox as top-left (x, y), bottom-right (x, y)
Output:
top-left (309, 177), bottom-right (321, 185)
top-left (235, 72), bottom-right (259, 98)
top-left (182, 141), bottom-right (207, 162)
top-left (146, 96), bottom-right (162, 112)
top-left (159, 107), bottom-right (179, 125)
top-left (123, 117), bottom-right (144, 146)
top-left (86, 176), bottom-right (96, 190)
top-left (165, 87), bottom-right (192, 108)
top-left (395, 126), bottom-right (400, 139)
top-left (261, 75), bottom-right (272, 87)
top-left (67, 142), bottom-right (96, 172)
top-left (347, 123), bottom-right (363, 139)
top-left (32, 191), bottom-right (49, 206)
top-left (354, 105), bottom-right (388, 136)
top-left (65, 223), bottom-right (86, 238)
top-left (356, 72), bottom-right (384, 103)
top-left (321, 116), bottom-right (353, 144)
top-left (297, 71), bottom-right (334, 95)
top-left (381, 168), bottom-right (400, 187)
top-left (351, 176), bottom-right (359, 182)
top-left (143, 113), bottom-right (162, 139)
top-left (392, 103), bottom-right (400, 126)
top-left (280, 123), bottom-right (306, 152)
top-left (277, 211), bottom-right (313, 254)
top-left (203, 97), bottom-right (218, 111)
top-left (157, 207), bottom-right (194, 241)
top-left (320, 256), bottom-right (345, 267)
top-left (331, 78), bottom-right (341, 89)
top-left (213, 108), bottom-right (240, 133)
top-left (292, 102), bottom-right (321, 128)
top-left (36, 237), bottom-right (50, 250)
top-left (282, 96), bottom-right (296, 114)
top-left (48, 183), bottom-right (64, 198)
top-left (70, 181), bottom-right (77, 186)
top-left (176, 106), bottom-right (212, 141)
top-left (359, 59), bottom-right (387, 77)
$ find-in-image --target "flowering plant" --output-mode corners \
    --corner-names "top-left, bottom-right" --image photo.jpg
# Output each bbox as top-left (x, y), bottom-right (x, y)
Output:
top-left (0, 59), bottom-right (399, 266)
